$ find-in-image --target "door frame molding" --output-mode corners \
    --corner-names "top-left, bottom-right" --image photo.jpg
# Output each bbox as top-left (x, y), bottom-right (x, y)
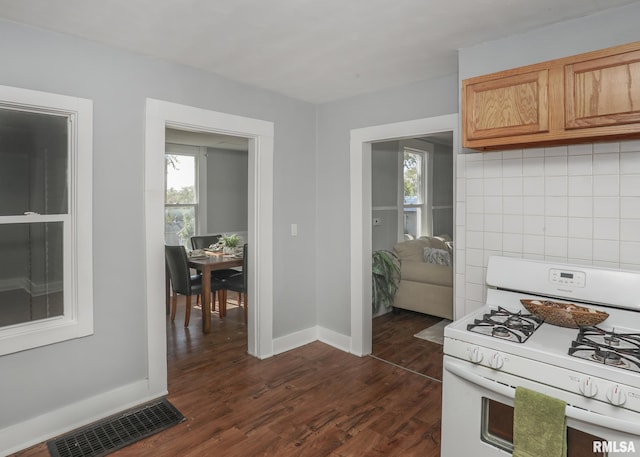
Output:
top-left (144, 99), bottom-right (274, 395)
top-left (349, 113), bottom-right (458, 356)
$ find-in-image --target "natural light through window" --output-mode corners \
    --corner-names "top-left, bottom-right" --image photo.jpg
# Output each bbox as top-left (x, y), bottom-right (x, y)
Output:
top-left (403, 149), bottom-right (424, 239)
top-left (165, 153), bottom-right (198, 247)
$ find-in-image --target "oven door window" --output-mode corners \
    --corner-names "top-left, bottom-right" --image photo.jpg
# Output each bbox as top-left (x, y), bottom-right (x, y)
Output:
top-left (481, 398), bottom-right (607, 456)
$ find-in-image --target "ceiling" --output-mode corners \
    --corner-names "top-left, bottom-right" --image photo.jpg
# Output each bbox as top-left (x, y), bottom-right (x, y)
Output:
top-left (0, 0), bottom-right (638, 104)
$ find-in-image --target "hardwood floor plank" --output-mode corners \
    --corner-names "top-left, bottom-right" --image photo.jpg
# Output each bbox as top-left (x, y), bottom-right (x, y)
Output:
top-left (12, 299), bottom-right (443, 457)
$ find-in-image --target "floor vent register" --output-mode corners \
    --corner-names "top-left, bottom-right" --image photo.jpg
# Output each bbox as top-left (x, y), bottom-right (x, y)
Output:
top-left (47, 398), bottom-right (185, 457)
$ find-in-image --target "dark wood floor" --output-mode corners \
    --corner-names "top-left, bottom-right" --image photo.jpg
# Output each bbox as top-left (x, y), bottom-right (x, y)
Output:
top-left (14, 300), bottom-right (444, 457)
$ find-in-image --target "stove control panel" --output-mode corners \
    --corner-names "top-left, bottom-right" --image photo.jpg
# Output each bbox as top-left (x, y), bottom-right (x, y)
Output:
top-left (549, 268), bottom-right (586, 288)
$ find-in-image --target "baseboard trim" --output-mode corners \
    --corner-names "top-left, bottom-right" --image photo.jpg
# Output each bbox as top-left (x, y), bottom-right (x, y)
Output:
top-left (1, 380), bottom-right (164, 456)
top-left (272, 325), bottom-right (352, 356)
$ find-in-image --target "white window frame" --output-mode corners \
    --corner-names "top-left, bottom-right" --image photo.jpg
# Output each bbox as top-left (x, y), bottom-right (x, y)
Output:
top-left (164, 144), bottom-right (206, 245)
top-left (0, 85), bottom-right (93, 356)
top-left (399, 142), bottom-right (433, 239)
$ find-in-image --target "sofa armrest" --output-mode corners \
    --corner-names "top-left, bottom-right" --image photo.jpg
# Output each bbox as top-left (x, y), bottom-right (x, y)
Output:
top-left (401, 261), bottom-right (453, 287)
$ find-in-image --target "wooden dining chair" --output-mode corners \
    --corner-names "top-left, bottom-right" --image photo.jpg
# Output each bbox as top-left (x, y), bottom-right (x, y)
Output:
top-left (165, 245), bottom-right (225, 327)
top-left (190, 235), bottom-right (239, 313)
top-left (224, 243), bottom-right (248, 323)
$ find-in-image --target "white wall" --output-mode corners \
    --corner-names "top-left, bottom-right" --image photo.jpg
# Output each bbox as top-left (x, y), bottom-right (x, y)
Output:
top-left (372, 141), bottom-right (400, 252)
top-left (316, 75), bottom-right (459, 335)
top-left (0, 18), bottom-right (317, 454)
top-left (456, 2), bottom-right (640, 316)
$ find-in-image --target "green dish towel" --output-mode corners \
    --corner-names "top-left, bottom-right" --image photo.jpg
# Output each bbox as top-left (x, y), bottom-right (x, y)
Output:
top-left (513, 386), bottom-right (567, 457)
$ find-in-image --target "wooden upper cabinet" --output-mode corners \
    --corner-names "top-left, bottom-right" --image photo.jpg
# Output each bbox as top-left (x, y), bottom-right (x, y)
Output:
top-left (463, 41), bottom-right (640, 151)
top-left (464, 70), bottom-right (549, 141)
top-left (565, 49), bottom-right (640, 129)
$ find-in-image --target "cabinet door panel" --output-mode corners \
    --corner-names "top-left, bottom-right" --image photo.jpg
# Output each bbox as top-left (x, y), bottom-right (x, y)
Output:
top-left (566, 50), bottom-right (640, 129)
top-left (464, 70), bottom-right (549, 140)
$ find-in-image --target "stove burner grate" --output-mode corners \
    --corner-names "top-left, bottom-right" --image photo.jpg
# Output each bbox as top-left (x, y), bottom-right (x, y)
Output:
top-left (467, 307), bottom-right (544, 343)
top-left (568, 326), bottom-right (640, 373)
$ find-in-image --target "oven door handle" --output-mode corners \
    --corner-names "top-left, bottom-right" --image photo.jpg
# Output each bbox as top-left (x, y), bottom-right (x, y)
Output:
top-left (445, 359), bottom-right (640, 435)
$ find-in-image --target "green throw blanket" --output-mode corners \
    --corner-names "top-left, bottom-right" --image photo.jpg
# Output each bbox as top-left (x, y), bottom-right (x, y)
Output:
top-left (513, 386), bottom-right (567, 457)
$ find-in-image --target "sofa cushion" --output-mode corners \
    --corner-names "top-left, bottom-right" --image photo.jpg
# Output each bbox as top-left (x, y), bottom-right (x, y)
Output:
top-left (393, 238), bottom-right (432, 262)
top-left (401, 261), bottom-right (453, 287)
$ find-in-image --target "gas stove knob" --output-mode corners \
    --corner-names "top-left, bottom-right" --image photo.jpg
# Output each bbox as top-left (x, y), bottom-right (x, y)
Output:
top-left (606, 385), bottom-right (627, 406)
top-left (468, 347), bottom-right (484, 364)
top-left (489, 352), bottom-right (504, 369)
top-left (578, 377), bottom-right (598, 398)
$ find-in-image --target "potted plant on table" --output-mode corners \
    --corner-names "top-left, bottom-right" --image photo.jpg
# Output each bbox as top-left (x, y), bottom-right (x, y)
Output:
top-left (221, 233), bottom-right (241, 255)
top-left (372, 250), bottom-right (401, 315)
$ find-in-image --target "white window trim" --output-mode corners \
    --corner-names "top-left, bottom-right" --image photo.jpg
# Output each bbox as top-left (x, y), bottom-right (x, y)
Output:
top-left (0, 85), bottom-right (93, 356)
top-left (398, 141), bottom-right (433, 239)
top-left (164, 145), bottom-right (204, 243)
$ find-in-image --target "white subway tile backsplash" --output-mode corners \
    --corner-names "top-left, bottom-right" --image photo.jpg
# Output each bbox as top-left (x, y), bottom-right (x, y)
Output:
top-left (465, 248), bottom-right (484, 266)
top-left (621, 140), bottom-right (640, 153)
top-left (503, 158), bottom-right (523, 177)
top-left (484, 214), bottom-right (502, 232)
top-left (484, 232), bottom-right (502, 251)
top-left (484, 160), bottom-right (503, 178)
top-left (545, 196), bottom-right (567, 217)
top-left (484, 196), bottom-right (502, 214)
top-left (466, 161), bottom-right (483, 178)
top-left (568, 176), bottom-right (592, 196)
top-left (467, 213), bottom-right (484, 231)
top-left (503, 215), bottom-right (524, 234)
top-left (621, 175), bottom-right (640, 196)
top-left (568, 238), bottom-right (593, 260)
top-left (523, 176), bottom-right (544, 195)
top-left (524, 215), bottom-right (545, 235)
top-left (545, 236), bottom-right (567, 258)
top-left (458, 140), bottom-right (640, 314)
top-left (568, 144), bottom-right (593, 155)
top-left (523, 235), bottom-right (545, 255)
top-left (545, 156), bottom-right (568, 176)
top-left (621, 219), bottom-right (640, 242)
top-left (593, 142), bottom-right (620, 154)
top-left (593, 239), bottom-right (619, 262)
top-left (620, 151), bottom-right (640, 174)
top-left (467, 231), bottom-right (484, 249)
top-left (568, 197), bottom-right (593, 218)
top-left (523, 196), bottom-right (544, 216)
top-left (545, 176), bottom-right (568, 195)
top-left (503, 177), bottom-right (523, 195)
top-left (568, 154), bottom-right (592, 175)
top-left (503, 196), bottom-right (523, 215)
top-left (593, 196), bottom-right (619, 218)
top-left (523, 157), bottom-right (545, 177)
top-left (621, 197), bottom-right (640, 219)
top-left (568, 217), bottom-right (593, 239)
top-left (466, 178), bottom-right (483, 195)
top-left (593, 153), bottom-right (619, 175)
top-left (466, 196), bottom-right (484, 213)
top-left (466, 265), bottom-right (485, 284)
top-left (620, 241), bottom-right (640, 265)
top-left (593, 175), bottom-right (620, 196)
top-left (545, 146), bottom-right (568, 157)
top-left (593, 218), bottom-right (620, 241)
top-left (545, 216), bottom-right (568, 237)
top-left (484, 178), bottom-right (502, 196)
top-left (503, 233), bottom-right (523, 253)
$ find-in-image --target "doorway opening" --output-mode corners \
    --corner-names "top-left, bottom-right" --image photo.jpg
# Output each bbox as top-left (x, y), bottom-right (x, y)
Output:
top-left (144, 99), bottom-right (274, 398)
top-left (349, 113), bottom-right (459, 357)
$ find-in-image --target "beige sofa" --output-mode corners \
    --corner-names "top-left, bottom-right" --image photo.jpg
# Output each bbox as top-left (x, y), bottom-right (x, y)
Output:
top-left (392, 236), bottom-right (453, 320)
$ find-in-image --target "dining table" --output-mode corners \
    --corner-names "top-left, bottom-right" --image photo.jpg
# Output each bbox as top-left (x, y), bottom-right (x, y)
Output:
top-left (188, 252), bottom-right (243, 333)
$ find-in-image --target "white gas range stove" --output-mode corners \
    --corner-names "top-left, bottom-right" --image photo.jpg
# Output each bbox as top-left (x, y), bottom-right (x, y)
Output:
top-left (441, 256), bottom-right (640, 457)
